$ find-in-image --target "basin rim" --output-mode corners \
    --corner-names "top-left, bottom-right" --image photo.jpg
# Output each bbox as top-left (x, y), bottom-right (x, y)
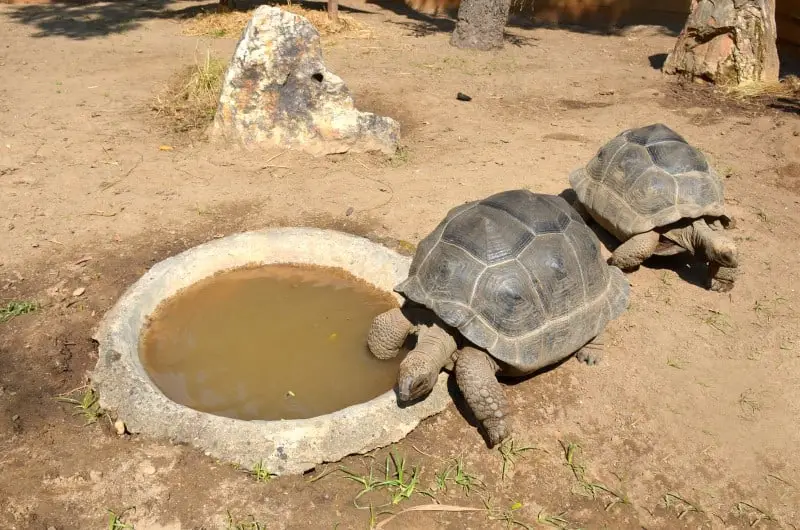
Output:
top-left (90, 226), bottom-right (451, 475)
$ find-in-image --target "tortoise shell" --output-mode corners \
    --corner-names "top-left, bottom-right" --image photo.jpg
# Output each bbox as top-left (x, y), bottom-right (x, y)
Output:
top-left (569, 123), bottom-right (727, 240)
top-left (396, 189), bottom-right (630, 373)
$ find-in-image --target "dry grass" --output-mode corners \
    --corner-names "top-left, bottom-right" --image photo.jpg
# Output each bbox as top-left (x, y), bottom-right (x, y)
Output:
top-left (182, 4), bottom-right (369, 39)
top-left (724, 75), bottom-right (800, 100)
top-left (151, 51), bottom-right (227, 133)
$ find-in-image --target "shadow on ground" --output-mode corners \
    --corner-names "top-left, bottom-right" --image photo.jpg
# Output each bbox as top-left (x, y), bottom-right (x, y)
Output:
top-left (2, 0), bottom-right (213, 39)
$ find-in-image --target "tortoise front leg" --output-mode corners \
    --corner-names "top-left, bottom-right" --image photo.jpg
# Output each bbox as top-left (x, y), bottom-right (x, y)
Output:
top-left (455, 346), bottom-right (510, 448)
top-left (662, 219), bottom-right (738, 292)
top-left (708, 263), bottom-right (737, 293)
top-left (367, 308), bottom-right (414, 360)
top-left (608, 231), bottom-right (660, 270)
top-left (575, 334), bottom-right (604, 366)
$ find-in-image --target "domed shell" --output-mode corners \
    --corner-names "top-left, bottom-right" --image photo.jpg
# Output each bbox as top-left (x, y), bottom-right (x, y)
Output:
top-left (396, 190), bottom-right (630, 373)
top-left (569, 123), bottom-right (726, 240)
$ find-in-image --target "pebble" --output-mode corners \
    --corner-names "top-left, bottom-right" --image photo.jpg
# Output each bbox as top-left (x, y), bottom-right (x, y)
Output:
top-left (114, 419), bottom-right (126, 435)
top-left (72, 287), bottom-right (86, 297)
top-left (6, 222), bottom-right (13, 231)
top-left (139, 461), bottom-right (156, 475)
top-left (89, 470), bottom-right (103, 482)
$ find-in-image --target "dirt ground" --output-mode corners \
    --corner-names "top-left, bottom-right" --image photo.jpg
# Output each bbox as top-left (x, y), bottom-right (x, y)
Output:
top-left (1, 1), bottom-right (800, 529)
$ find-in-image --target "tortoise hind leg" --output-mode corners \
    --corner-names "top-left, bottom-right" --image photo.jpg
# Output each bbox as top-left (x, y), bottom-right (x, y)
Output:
top-left (455, 346), bottom-right (510, 448)
top-left (608, 231), bottom-right (660, 270)
top-left (575, 334), bottom-right (605, 366)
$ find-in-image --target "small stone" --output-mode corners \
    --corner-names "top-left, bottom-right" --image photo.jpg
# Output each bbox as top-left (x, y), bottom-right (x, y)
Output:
top-left (345, 207), bottom-right (354, 217)
top-left (139, 461), bottom-right (156, 475)
top-left (12, 414), bottom-right (19, 421)
top-left (114, 419), bottom-right (126, 435)
top-left (89, 470), bottom-right (103, 482)
top-left (793, 128), bottom-right (799, 137)
top-left (6, 222), bottom-right (13, 231)
top-left (72, 287), bottom-right (86, 297)
top-left (456, 92), bottom-right (472, 102)
top-left (32, 243), bottom-right (39, 248)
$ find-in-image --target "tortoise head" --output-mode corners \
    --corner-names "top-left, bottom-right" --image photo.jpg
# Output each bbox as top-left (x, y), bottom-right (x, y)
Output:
top-left (397, 364), bottom-right (438, 402)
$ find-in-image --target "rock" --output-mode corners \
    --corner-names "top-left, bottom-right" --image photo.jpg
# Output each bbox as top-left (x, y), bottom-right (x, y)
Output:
top-left (211, 6), bottom-right (400, 156)
top-left (114, 419), bottom-right (127, 435)
top-left (72, 287), bottom-right (86, 297)
top-left (138, 461), bottom-right (156, 475)
top-left (663, 0), bottom-right (779, 85)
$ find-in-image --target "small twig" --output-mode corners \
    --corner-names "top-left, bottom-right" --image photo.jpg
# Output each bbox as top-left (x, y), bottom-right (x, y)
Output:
top-left (56, 383), bottom-right (90, 398)
top-left (374, 504), bottom-right (483, 529)
top-left (99, 153), bottom-right (143, 192)
top-left (411, 444), bottom-right (438, 459)
top-left (264, 151), bottom-right (287, 164)
top-left (85, 211), bottom-right (118, 217)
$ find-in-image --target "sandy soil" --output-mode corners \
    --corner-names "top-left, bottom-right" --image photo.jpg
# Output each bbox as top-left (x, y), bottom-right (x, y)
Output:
top-left (1, 1), bottom-right (800, 529)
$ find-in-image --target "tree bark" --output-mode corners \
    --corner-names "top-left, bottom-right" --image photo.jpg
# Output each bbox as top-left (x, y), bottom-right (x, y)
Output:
top-left (450, 0), bottom-right (512, 51)
top-left (663, 0), bottom-right (779, 86)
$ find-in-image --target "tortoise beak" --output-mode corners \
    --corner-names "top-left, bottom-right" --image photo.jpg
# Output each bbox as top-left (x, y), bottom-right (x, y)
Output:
top-left (398, 374), bottom-right (433, 402)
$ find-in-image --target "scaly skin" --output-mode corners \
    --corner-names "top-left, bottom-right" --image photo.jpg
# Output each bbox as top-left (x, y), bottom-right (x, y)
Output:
top-left (396, 323), bottom-right (457, 402)
top-left (609, 231), bottom-right (660, 270)
top-left (367, 308), bottom-right (414, 360)
top-left (455, 346), bottom-right (510, 447)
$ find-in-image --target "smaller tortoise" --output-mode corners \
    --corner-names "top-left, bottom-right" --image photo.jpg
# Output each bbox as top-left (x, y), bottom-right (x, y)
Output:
top-left (568, 123), bottom-right (739, 292)
top-left (367, 190), bottom-right (630, 447)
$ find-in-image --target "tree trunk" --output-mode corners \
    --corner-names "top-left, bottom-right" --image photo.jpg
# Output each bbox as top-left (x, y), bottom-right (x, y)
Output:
top-left (663, 0), bottom-right (779, 86)
top-left (327, 0), bottom-right (339, 23)
top-left (449, 0), bottom-right (512, 51)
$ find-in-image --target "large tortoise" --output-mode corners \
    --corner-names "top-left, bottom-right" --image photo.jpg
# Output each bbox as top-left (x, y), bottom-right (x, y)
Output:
top-left (568, 123), bottom-right (739, 292)
top-left (367, 189), bottom-right (630, 446)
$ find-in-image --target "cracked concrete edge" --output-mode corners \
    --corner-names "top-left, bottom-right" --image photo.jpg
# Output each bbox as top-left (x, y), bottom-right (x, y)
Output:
top-left (90, 227), bottom-right (451, 475)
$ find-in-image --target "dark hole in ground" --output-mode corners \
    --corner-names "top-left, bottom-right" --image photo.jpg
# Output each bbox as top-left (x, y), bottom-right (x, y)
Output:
top-left (312, 72), bottom-right (324, 83)
top-left (648, 53), bottom-right (668, 70)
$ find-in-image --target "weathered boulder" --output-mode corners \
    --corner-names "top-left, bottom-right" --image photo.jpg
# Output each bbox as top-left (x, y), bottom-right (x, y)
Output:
top-left (663, 0), bottom-right (779, 86)
top-left (210, 6), bottom-right (399, 156)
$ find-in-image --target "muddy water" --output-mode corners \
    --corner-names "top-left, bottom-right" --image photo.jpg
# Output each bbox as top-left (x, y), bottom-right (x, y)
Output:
top-left (139, 264), bottom-right (405, 421)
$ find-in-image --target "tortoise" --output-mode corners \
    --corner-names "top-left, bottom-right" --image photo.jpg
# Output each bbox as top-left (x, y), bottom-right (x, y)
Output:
top-left (366, 189), bottom-right (630, 447)
top-left (567, 123), bottom-right (739, 292)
